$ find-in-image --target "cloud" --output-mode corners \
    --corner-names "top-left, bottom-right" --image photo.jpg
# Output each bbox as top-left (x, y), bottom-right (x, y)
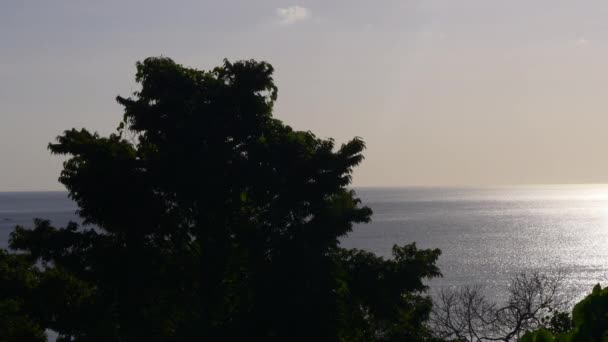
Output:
top-left (576, 37), bottom-right (589, 45)
top-left (276, 6), bottom-right (311, 25)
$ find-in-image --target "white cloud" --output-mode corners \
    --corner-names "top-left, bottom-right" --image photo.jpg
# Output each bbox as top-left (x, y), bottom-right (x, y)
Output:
top-left (276, 6), bottom-right (311, 25)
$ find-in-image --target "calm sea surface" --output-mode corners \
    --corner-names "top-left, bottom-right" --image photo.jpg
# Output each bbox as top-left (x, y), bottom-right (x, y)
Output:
top-left (3, 185), bottom-right (608, 301)
top-left (343, 185), bottom-right (608, 301)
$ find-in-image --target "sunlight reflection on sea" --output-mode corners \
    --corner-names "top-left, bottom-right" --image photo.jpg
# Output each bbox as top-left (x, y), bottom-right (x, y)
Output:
top-left (343, 184), bottom-right (608, 302)
top-left (2, 186), bottom-right (608, 304)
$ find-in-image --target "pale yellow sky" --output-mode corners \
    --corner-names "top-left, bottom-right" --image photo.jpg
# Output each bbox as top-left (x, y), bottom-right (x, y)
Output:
top-left (2, 0), bottom-right (608, 190)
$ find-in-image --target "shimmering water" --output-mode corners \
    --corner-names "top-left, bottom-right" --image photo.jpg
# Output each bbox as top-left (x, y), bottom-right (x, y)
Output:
top-left (342, 185), bottom-right (608, 300)
top-left (2, 186), bottom-right (608, 301)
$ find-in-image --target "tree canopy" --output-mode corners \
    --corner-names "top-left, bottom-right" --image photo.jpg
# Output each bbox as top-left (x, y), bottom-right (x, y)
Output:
top-left (521, 284), bottom-right (608, 342)
top-left (1, 57), bottom-right (441, 341)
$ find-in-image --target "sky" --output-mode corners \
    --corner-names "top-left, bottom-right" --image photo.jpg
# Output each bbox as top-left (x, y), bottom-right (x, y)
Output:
top-left (3, 0), bottom-right (608, 190)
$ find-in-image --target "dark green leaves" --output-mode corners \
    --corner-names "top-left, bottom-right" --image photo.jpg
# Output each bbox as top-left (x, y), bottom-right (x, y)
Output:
top-left (0, 57), bottom-right (440, 341)
top-left (0, 251), bottom-right (46, 342)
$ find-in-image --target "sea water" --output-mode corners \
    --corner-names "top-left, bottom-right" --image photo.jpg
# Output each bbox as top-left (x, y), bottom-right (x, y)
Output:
top-left (342, 185), bottom-right (608, 301)
top-left (2, 185), bottom-right (608, 301)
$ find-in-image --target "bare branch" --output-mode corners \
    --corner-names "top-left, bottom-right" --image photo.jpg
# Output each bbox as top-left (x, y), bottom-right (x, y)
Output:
top-left (429, 271), bottom-right (571, 341)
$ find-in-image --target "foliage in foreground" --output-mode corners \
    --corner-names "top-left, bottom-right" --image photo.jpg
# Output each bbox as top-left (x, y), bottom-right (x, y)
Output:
top-left (0, 250), bottom-right (46, 341)
top-left (0, 57), bottom-right (441, 341)
top-left (521, 283), bottom-right (608, 342)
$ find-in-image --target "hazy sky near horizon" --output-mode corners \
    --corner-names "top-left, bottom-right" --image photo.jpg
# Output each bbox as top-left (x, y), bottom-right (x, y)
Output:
top-left (3, 0), bottom-right (608, 190)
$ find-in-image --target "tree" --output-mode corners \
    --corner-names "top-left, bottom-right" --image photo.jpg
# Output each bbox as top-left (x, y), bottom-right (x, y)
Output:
top-left (336, 245), bottom-right (443, 341)
top-left (521, 283), bottom-right (608, 342)
top-left (430, 272), bottom-right (571, 341)
top-left (0, 250), bottom-right (46, 342)
top-left (566, 283), bottom-right (608, 341)
top-left (2, 57), bottom-right (441, 341)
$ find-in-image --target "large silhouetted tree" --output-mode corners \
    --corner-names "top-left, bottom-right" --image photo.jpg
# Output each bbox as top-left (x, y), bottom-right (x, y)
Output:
top-left (2, 57), bottom-right (441, 341)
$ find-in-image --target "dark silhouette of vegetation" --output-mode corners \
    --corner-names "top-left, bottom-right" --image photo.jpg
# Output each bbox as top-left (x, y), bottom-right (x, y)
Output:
top-left (0, 57), bottom-right (442, 341)
top-left (0, 250), bottom-right (46, 341)
top-left (521, 284), bottom-right (608, 341)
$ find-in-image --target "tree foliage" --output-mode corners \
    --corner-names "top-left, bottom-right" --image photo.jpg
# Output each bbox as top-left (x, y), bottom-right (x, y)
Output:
top-left (521, 283), bottom-right (608, 342)
top-left (1, 57), bottom-right (441, 341)
top-left (0, 250), bottom-right (46, 342)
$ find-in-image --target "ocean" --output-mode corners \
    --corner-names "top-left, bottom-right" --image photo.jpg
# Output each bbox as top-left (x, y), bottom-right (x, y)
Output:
top-left (343, 185), bottom-right (608, 301)
top-left (2, 185), bottom-right (608, 302)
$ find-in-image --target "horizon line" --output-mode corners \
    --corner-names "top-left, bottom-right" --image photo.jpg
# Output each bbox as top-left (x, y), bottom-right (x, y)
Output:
top-left (5, 182), bottom-right (608, 193)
